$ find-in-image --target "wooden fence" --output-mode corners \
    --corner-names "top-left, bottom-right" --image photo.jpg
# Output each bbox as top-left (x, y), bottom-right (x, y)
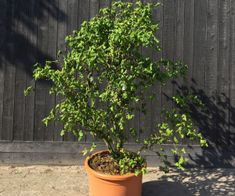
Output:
top-left (0, 0), bottom-right (234, 166)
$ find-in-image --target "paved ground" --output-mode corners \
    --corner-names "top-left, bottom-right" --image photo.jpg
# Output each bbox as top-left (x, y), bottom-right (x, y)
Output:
top-left (0, 165), bottom-right (234, 196)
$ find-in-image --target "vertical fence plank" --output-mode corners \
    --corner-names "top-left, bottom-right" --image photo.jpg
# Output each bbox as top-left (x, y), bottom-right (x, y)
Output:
top-left (24, 0), bottom-right (37, 141)
top-left (193, 0), bottom-right (207, 89)
top-left (174, 0), bottom-right (185, 144)
top-left (90, 0), bottom-right (100, 19)
top-left (44, 0), bottom-right (58, 141)
top-left (78, 0), bottom-right (90, 26)
top-left (13, 0), bottom-right (28, 141)
top-left (34, 1), bottom-right (49, 141)
top-left (174, 0), bottom-right (185, 94)
top-left (0, 0), bottom-right (7, 140)
top-left (54, 0), bottom-right (68, 141)
top-left (174, 0), bottom-right (185, 91)
top-left (151, 0), bottom-right (163, 135)
top-left (67, 0), bottom-right (79, 35)
top-left (183, 0), bottom-right (194, 88)
top-left (161, 0), bottom-right (176, 118)
top-left (175, 0), bottom-right (185, 63)
top-left (217, 0), bottom-right (231, 148)
top-left (230, 0), bottom-right (235, 148)
top-left (182, 0), bottom-right (195, 145)
top-left (203, 0), bottom-right (219, 149)
top-left (62, 0), bottom-right (79, 142)
top-left (99, 0), bottom-right (111, 9)
top-left (205, 0), bottom-right (218, 96)
top-left (2, 0), bottom-right (16, 141)
top-left (175, 0), bottom-right (185, 88)
top-left (193, 0), bottom-right (207, 145)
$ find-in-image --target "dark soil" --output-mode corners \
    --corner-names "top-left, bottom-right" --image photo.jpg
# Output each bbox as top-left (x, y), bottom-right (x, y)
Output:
top-left (88, 151), bottom-right (143, 175)
top-left (89, 152), bottom-right (121, 175)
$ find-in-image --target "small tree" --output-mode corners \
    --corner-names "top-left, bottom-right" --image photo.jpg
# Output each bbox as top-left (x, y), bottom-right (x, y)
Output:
top-left (25, 1), bottom-right (207, 175)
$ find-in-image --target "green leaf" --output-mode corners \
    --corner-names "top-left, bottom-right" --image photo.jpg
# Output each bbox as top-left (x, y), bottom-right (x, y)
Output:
top-left (60, 130), bottom-right (66, 137)
top-left (200, 139), bottom-right (208, 147)
top-left (82, 148), bottom-right (88, 156)
top-left (90, 142), bottom-right (97, 152)
top-left (181, 147), bottom-right (186, 154)
top-left (24, 86), bottom-right (33, 96)
top-left (126, 114), bottom-right (134, 120)
top-left (78, 131), bottom-right (84, 141)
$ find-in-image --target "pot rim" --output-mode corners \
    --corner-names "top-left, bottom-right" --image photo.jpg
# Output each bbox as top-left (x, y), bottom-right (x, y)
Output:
top-left (84, 150), bottom-right (142, 181)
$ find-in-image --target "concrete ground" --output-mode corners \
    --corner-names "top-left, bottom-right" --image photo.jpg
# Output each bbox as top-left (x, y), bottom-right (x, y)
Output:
top-left (0, 165), bottom-right (234, 196)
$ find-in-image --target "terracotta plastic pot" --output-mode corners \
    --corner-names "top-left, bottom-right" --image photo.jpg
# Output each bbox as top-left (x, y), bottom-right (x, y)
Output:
top-left (84, 150), bottom-right (143, 196)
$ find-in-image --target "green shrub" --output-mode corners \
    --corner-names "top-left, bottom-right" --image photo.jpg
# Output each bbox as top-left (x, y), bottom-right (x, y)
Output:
top-left (25, 1), bottom-right (207, 175)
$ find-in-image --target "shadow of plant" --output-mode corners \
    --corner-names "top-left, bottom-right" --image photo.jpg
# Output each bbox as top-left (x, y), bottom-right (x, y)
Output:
top-left (142, 168), bottom-right (235, 196)
top-left (0, 0), bottom-right (68, 141)
top-left (171, 79), bottom-right (235, 168)
top-left (143, 181), bottom-right (193, 196)
top-left (0, 0), bottom-right (67, 74)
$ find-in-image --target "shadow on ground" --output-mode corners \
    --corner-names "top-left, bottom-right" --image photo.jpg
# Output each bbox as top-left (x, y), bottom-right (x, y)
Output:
top-left (143, 181), bottom-right (192, 196)
top-left (142, 169), bottom-right (235, 196)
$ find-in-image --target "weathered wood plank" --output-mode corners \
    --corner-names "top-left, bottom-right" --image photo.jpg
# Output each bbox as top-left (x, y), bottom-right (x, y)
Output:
top-left (192, 0), bottom-right (207, 145)
top-left (0, 0), bottom-right (7, 140)
top-left (67, 0), bottom-right (79, 35)
top-left (175, 0), bottom-right (185, 63)
top-left (43, 0), bottom-right (58, 141)
top-left (173, 0), bottom-right (185, 92)
top-left (34, 0), bottom-right (50, 141)
top-left (0, 141), bottom-right (234, 167)
top-left (62, 0), bottom-right (79, 142)
top-left (0, 149), bottom-right (234, 167)
top-left (174, 0), bottom-right (185, 88)
top-left (24, 0), bottom-right (37, 141)
top-left (216, 0), bottom-right (230, 148)
top-left (193, 0), bottom-right (207, 89)
top-left (183, 0), bottom-right (194, 85)
top-left (2, 0), bottom-right (16, 141)
top-left (202, 0), bottom-right (219, 150)
top-left (54, 0), bottom-right (68, 141)
top-left (0, 152), bottom-right (85, 166)
top-left (90, 0), bottom-right (100, 19)
top-left (13, 0), bottom-right (28, 141)
top-left (161, 0), bottom-right (176, 126)
top-left (205, 0), bottom-right (218, 96)
top-left (182, 0), bottom-right (197, 145)
top-left (230, 0), bottom-right (235, 149)
top-left (76, 0), bottom-right (91, 143)
top-left (78, 0), bottom-right (90, 26)
top-left (99, 0), bottom-right (111, 9)
top-left (174, 0), bottom-right (185, 144)
top-left (150, 0), bottom-right (163, 134)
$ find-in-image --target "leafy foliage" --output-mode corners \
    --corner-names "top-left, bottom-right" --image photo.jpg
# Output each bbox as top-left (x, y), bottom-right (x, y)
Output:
top-left (25, 1), bottom-right (207, 175)
top-left (142, 94), bottom-right (208, 171)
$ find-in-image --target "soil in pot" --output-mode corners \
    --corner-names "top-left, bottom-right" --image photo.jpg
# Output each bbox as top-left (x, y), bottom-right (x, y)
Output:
top-left (88, 151), bottom-right (144, 175)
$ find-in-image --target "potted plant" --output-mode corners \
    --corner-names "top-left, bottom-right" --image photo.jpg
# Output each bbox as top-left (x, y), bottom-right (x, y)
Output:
top-left (25, 1), bottom-right (207, 196)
